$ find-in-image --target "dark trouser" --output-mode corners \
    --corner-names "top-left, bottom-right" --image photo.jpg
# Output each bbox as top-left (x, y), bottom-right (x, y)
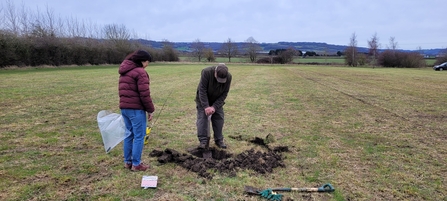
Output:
top-left (196, 104), bottom-right (225, 143)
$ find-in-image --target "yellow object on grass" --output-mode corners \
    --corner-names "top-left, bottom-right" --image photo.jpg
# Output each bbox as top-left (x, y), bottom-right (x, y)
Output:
top-left (144, 127), bottom-right (151, 145)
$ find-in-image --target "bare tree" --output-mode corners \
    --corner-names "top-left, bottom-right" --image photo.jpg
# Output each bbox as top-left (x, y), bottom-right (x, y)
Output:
top-left (78, 19), bottom-right (88, 38)
top-left (244, 36), bottom-right (262, 62)
top-left (388, 36), bottom-right (398, 50)
top-left (28, 6), bottom-right (55, 38)
top-left (4, 0), bottom-right (19, 35)
top-left (191, 39), bottom-right (205, 62)
top-left (90, 22), bottom-right (102, 39)
top-left (66, 16), bottom-right (86, 38)
top-left (65, 16), bottom-right (76, 37)
top-left (55, 14), bottom-right (67, 37)
top-left (81, 19), bottom-right (100, 39)
top-left (29, 5), bottom-right (59, 37)
top-left (17, 3), bottom-right (31, 36)
top-left (103, 24), bottom-right (130, 41)
top-left (44, 5), bottom-right (56, 36)
top-left (368, 33), bottom-right (380, 67)
top-left (344, 32), bottom-right (359, 66)
top-left (0, 4), bottom-right (4, 29)
top-left (102, 23), bottom-right (132, 55)
top-left (220, 38), bottom-right (238, 62)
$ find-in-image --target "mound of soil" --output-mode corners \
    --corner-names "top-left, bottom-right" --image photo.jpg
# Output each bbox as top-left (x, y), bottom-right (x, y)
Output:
top-left (149, 146), bottom-right (289, 179)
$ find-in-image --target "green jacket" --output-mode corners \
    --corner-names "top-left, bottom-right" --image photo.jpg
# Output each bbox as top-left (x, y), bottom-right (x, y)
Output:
top-left (195, 66), bottom-right (232, 109)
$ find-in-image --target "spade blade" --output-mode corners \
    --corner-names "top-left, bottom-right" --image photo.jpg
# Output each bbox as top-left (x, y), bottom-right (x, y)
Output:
top-left (202, 150), bottom-right (212, 159)
top-left (244, 186), bottom-right (261, 195)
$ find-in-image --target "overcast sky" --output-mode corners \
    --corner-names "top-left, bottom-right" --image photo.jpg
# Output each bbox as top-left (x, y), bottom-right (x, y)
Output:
top-left (5, 0), bottom-right (447, 50)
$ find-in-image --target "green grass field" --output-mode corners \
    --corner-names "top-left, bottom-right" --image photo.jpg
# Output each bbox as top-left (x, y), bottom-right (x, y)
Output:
top-left (1, 64), bottom-right (446, 200)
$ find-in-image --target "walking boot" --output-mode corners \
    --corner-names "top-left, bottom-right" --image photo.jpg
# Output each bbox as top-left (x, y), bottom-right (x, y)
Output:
top-left (131, 163), bottom-right (150, 171)
top-left (215, 140), bottom-right (227, 149)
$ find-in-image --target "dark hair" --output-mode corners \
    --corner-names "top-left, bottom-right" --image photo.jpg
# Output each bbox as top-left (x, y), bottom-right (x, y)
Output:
top-left (125, 50), bottom-right (152, 67)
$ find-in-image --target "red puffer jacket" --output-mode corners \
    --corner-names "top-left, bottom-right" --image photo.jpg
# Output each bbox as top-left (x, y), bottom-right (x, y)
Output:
top-left (118, 60), bottom-right (155, 113)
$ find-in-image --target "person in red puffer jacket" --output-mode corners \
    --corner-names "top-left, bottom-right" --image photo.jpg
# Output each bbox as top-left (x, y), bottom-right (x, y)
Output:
top-left (118, 50), bottom-right (155, 171)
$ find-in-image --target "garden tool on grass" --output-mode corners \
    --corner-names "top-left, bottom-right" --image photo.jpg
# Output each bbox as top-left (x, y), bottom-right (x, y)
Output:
top-left (144, 118), bottom-right (156, 145)
top-left (144, 126), bottom-right (152, 145)
top-left (202, 115), bottom-right (212, 159)
top-left (245, 183), bottom-right (335, 201)
top-left (144, 116), bottom-right (162, 145)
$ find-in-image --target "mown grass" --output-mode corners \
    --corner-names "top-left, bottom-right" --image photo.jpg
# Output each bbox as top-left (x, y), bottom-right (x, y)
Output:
top-left (0, 64), bottom-right (446, 201)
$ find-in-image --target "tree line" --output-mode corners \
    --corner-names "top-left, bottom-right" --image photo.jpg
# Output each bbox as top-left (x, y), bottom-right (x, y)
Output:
top-left (190, 37), bottom-right (297, 64)
top-left (0, 1), bottom-right (179, 67)
top-left (186, 34), bottom-right (447, 67)
top-left (1, 1), bottom-right (446, 68)
top-left (345, 32), bottom-right (447, 68)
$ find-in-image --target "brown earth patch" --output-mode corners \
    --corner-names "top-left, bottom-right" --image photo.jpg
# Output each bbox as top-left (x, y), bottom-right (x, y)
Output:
top-left (149, 145), bottom-right (289, 180)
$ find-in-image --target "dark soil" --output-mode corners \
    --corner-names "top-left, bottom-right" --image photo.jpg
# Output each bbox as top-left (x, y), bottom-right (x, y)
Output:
top-left (149, 145), bottom-right (289, 180)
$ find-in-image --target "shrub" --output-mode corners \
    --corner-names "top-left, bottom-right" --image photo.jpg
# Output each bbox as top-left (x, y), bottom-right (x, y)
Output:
top-left (434, 49), bottom-right (447, 65)
top-left (357, 54), bottom-right (368, 66)
top-left (161, 46), bottom-right (180, 62)
top-left (378, 50), bottom-right (424, 68)
top-left (278, 48), bottom-right (296, 64)
top-left (344, 46), bottom-right (358, 66)
top-left (256, 57), bottom-right (271, 64)
top-left (256, 56), bottom-right (284, 64)
top-left (400, 52), bottom-right (425, 68)
top-left (0, 32), bottom-right (175, 67)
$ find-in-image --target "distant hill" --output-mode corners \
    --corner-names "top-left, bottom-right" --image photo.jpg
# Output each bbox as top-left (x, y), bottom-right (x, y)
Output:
top-left (134, 39), bottom-right (444, 56)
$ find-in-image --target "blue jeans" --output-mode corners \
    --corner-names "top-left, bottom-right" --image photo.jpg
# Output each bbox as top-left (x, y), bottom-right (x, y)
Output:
top-left (121, 109), bottom-right (147, 166)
